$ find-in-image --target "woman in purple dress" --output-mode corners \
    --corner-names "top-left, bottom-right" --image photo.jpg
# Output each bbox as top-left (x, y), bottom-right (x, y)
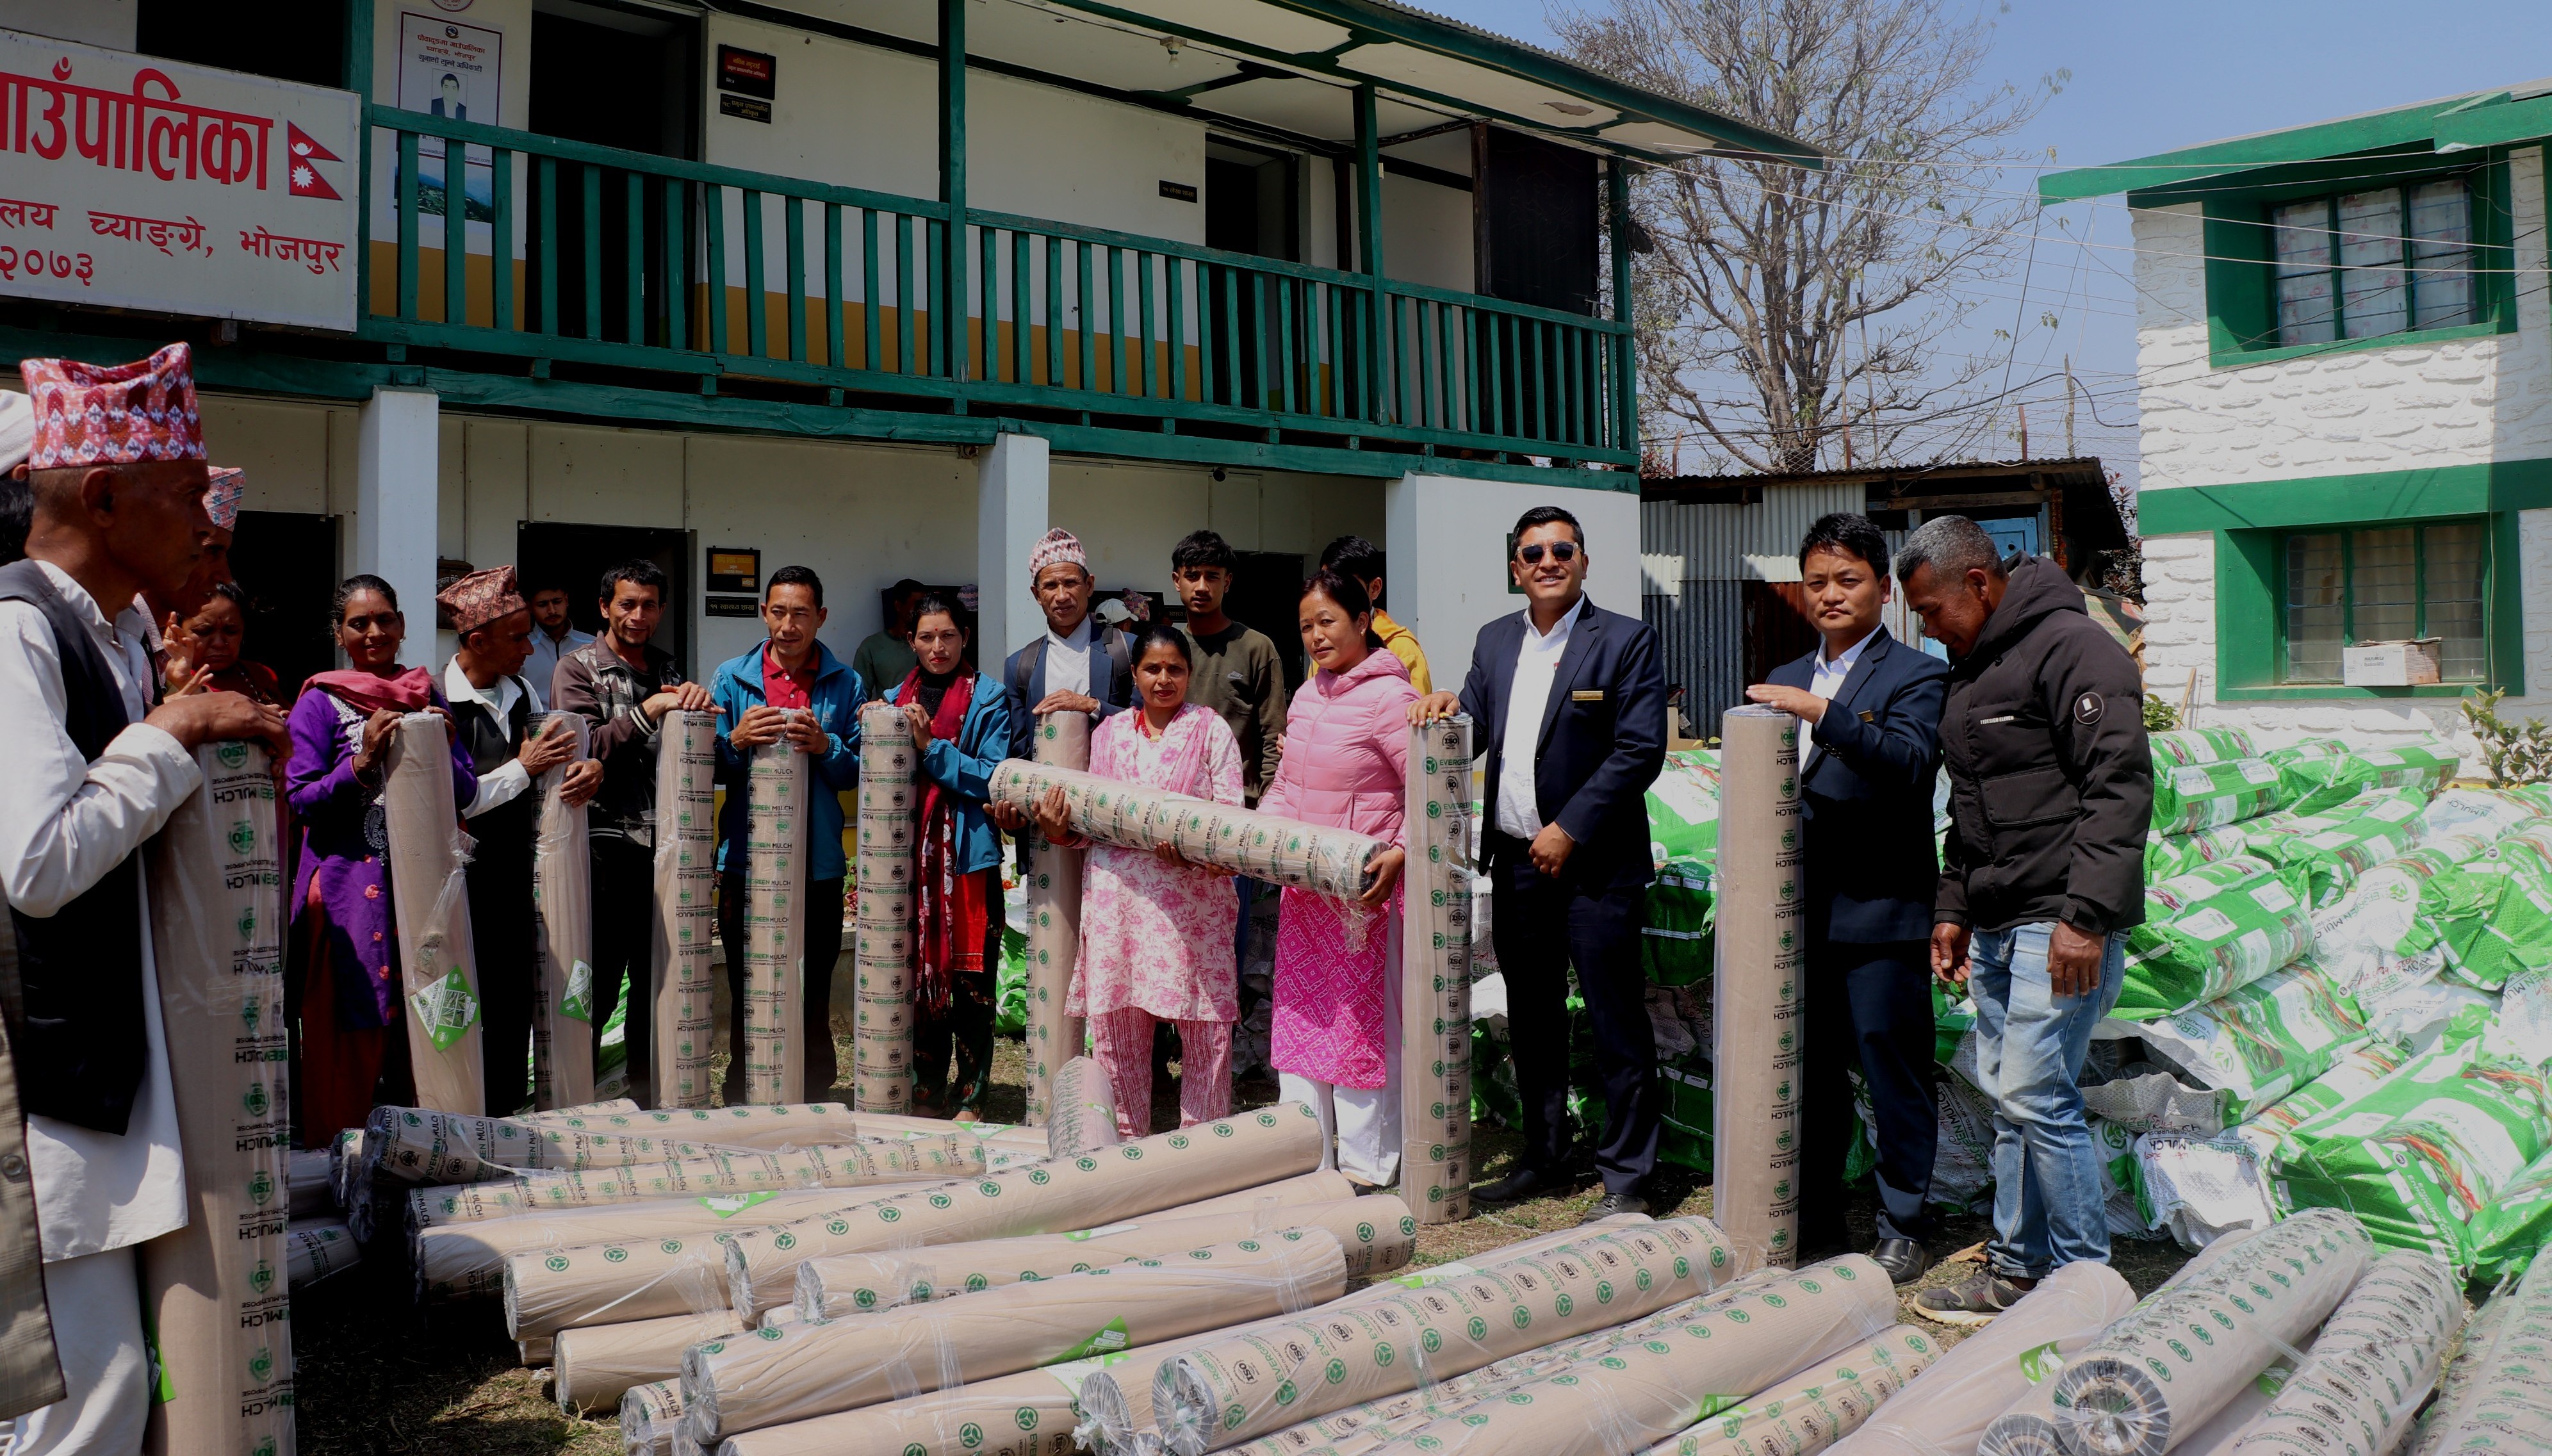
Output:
top-left (286, 574), bottom-right (476, 1145)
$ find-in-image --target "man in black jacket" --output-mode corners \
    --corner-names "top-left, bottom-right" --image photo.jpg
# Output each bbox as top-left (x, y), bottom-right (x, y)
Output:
top-left (1746, 513), bottom-right (1946, 1286)
top-left (1894, 516), bottom-right (2151, 1327)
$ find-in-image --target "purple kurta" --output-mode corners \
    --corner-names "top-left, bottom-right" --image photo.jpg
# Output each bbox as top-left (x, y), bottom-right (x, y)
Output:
top-left (286, 686), bottom-right (477, 1029)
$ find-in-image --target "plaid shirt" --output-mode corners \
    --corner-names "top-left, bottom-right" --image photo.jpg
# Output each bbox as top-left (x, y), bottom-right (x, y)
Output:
top-left (552, 637), bottom-right (687, 846)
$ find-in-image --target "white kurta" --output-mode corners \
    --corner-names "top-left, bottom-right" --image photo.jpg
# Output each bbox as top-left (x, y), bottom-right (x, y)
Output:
top-left (0, 562), bottom-right (193, 1262)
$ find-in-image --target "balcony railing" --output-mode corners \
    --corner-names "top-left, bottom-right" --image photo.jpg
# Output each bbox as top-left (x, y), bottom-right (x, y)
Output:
top-left (361, 108), bottom-right (1635, 465)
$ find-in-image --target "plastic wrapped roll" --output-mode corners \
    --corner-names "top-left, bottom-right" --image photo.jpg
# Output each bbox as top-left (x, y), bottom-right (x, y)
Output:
top-left (290, 1148), bottom-right (334, 1218)
top-left (416, 1136), bottom-right (983, 1222)
top-left (523, 1098), bottom-right (644, 1122)
top-left (519, 1102), bottom-right (865, 1149)
top-left (683, 1230), bottom-right (1348, 1443)
top-left (366, 1104), bottom-right (748, 1184)
top-left (287, 1218), bottom-right (357, 1290)
top-left (651, 709), bottom-right (720, 1108)
top-left (1634, 1325), bottom-right (1942, 1456)
top-left (2227, 1249), bottom-right (2463, 1455)
top-left (2396, 1240), bottom-right (2552, 1456)
top-left (2052, 1208), bottom-right (2372, 1456)
top-left (1714, 705), bottom-right (1805, 1267)
top-left (745, 719), bottom-right (814, 1104)
top-left (849, 1111), bottom-right (1054, 1156)
top-left (418, 1187), bottom-right (910, 1304)
top-left (1026, 709), bottom-right (1093, 1125)
top-left (385, 711), bottom-right (487, 1112)
top-left (507, 1104), bottom-right (1328, 1335)
top-left (855, 699), bottom-right (917, 1111)
top-left (534, 711), bottom-right (598, 1108)
top-left (621, 1380), bottom-right (687, 1456)
top-left (716, 1357), bottom-right (1097, 1456)
top-left (794, 1195), bottom-right (1413, 1320)
top-left (555, 1308), bottom-right (747, 1414)
top-left (1148, 1216), bottom-right (1740, 1455)
top-left (987, 760), bottom-right (1386, 900)
top-left (329, 1127), bottom-right (366, 1207)
top-left (1400, 716), bottom-right (1474, 1224)
top-left (1049, 1054), bottom-right (1121, 1157)
top-left (140, 741), bottom-right (294, 1456)
top-left (1833, 1259), bottom-right (2138, 1456)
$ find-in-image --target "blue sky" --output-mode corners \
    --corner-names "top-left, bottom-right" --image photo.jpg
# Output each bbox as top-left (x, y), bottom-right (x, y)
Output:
top-left (1444, 0), bottom-right (2552, 485)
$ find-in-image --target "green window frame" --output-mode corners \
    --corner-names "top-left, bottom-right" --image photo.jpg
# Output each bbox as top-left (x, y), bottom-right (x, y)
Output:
top-left (2278, 519), bottom-right (2489, 683)
top-left (2268, 177), bottom-right (2476, 345)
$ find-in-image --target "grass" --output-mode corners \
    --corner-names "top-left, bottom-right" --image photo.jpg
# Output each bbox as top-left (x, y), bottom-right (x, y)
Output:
top-left (292, 1026), bottom-right (2195, 1452)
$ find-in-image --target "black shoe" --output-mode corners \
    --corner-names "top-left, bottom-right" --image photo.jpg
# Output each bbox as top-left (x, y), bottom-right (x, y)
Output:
top-left (1870, 1238), bottom-right (1931, 1286)
top-left (1580, 1191), bottom-right (1648, 1224)
top-left (1471, 1166), bottom-right (1555, 1204)
top-left (1913, 1267), bottom-right (2036, 1326)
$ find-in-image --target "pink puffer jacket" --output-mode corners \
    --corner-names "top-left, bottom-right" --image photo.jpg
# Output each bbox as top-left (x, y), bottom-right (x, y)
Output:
top-left (1259, 646), bottom-right (1419, 844)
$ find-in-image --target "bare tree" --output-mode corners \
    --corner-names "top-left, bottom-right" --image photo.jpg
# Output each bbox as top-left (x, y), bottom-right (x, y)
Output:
top-left (1557, 0), bottom-right (2060, 474)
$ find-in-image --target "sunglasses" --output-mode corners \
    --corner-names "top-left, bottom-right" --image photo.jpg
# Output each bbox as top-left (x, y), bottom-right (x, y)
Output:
top-left (1516, 541), bottom-right (1579, 565)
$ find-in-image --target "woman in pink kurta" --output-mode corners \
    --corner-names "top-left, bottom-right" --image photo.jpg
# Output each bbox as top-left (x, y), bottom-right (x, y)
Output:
top-left (1257, 569), bottom-right (1415, 1184)
top-left (1041, 621), bottom-right (1246, 1136)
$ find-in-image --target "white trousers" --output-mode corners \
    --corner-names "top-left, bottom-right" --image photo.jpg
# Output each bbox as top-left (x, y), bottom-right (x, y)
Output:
top-left (1280, 1070), bottom-right (1402, 1186)
top-left (6, 1248), bottom-right (144, 1456)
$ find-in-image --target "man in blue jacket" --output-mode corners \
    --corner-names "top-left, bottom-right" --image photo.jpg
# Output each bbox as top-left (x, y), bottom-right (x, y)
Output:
top-left (712, 564), bottom-right (863, 1100)
top-left (1746, 512), bottom-right (1948, 1285)
top-left (1412, 504), bottom-right (1667, 1220)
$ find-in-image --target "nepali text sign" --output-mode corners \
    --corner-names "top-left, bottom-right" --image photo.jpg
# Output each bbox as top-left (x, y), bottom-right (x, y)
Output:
top-left (0, 31), bottom-right (361, 332)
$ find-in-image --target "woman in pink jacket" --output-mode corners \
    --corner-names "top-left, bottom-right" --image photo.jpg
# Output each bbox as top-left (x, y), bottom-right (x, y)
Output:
top-left (1258, 568), bottom-right (1416, 1183)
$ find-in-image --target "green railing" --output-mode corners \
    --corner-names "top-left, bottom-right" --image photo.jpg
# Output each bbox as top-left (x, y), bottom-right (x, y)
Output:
top-left (361, 108), bottom-right (1634, 463)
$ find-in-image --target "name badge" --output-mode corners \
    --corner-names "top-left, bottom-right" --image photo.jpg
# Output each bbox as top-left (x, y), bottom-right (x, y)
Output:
top-left (1571, 689), bottom-right (1604, 702)
top-left (1859, 710), bottom-right (1876, 723)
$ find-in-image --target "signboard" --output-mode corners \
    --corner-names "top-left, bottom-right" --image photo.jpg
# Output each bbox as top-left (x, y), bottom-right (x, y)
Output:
top-left (707, 548), bottom-right (760, 595)
top-left (393, 14), bottom-right (500, 229)
top-left (0, 31), bottom-right (361, 331)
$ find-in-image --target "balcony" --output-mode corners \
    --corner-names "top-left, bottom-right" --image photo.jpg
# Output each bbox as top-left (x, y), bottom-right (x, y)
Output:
top-left (359, 108), bottom-right (1635, 469)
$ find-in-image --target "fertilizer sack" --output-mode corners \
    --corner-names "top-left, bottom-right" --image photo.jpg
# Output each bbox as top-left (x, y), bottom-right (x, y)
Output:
top-left (2117, 856), bottom-right (2314, 1020)
top-left (2266, 737), bottom-right (2457, 816)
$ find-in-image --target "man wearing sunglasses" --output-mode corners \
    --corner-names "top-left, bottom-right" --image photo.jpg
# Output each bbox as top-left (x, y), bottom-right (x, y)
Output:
top-left (1411, 505), bottom-right (1666, 1220)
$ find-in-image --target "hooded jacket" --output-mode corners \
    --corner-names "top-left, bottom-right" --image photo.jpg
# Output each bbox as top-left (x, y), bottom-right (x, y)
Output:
top-left (1935, 554), bottom-right (2152, 936)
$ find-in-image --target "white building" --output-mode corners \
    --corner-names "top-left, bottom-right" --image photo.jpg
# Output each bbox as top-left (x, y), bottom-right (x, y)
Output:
top-left (0, 1), bottom-right (1811, 692)
top-left (2043, 83), bottom-right (2552, 759)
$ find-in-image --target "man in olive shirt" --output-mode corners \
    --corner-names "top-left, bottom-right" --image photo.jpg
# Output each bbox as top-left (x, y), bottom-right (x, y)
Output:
top-left (1170, 530), bottom-right (1285, 806)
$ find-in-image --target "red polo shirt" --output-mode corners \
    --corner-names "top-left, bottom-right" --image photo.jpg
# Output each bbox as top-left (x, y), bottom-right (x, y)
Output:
top-left (763, 641), bottom-right (817, 709)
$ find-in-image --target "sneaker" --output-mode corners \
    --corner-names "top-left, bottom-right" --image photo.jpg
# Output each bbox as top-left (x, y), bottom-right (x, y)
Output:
top-left (1580, 1191), bottom-right (1649, 1223)
top-left (1912, 1268), bottom-right (2036, 1327)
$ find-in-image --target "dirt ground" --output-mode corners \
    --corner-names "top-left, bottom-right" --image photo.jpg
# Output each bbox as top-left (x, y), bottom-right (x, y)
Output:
top-left (294, 1031), bottom-right (2193, 1455)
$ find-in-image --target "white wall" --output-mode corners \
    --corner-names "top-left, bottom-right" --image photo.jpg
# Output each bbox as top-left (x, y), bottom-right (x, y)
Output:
top-left (1387, 473), bottom-right (1639, 681)
top-left (1382, 174), bottom-right (1473, 295)
top-left (0, 1), bottom-right (135, 47)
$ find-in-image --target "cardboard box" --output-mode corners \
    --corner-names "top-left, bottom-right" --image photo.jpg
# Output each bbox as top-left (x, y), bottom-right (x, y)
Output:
top-left (2341, 639), bottom-right (2443, 687)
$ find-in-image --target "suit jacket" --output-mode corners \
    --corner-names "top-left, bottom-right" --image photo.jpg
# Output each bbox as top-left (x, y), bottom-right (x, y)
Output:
top-left (1457, 594), bottom-right (1667, 892)
top-left (1767, 627), bottom-right (1948, 944)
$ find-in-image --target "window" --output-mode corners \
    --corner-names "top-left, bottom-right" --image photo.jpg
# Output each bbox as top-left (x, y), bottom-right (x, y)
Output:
top-left (2282, 520), bottom-right (2487, 683)
top-left (2271, 178), bottom-right (2475, 345)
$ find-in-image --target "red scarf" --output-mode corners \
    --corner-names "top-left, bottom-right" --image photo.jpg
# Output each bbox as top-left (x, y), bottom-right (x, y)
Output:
top-left (304, 666), bottom-right (434, 715)
top-left (901, 667), bottom-right (991, 1016)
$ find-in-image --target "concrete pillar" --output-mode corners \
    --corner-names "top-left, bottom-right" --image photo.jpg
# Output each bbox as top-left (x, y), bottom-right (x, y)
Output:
top-left (354, 386), bottom-right (440, 655)
top-left (976, 431), bottom-right (1050, 664)
top-left (1384, 473), bottom-right (1641, 684)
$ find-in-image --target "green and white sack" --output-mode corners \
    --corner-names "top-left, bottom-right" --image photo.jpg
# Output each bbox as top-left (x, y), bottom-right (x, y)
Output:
top-left (2118, 856), bottom-right (2314, 1020)
top-left (2125, 960), bottom-right (2373, 1126)
top-left (2135, 1131), bottom-right (2276, 1252)
top-left (2150, 726), bottom-right (2259, 771)
top-left (2244, 1041), bottom-right (2410, 1161)
top-left (1645, 747), bottom-right (1721, 865)
top-left (2305, 850), bottom-right (2454, 1006)
top-left (1640, 859), bottom-right (1714, 988)
top-left (2468, 1140), bottom-right (2552, 1282)
top-left (2152, 756), bottom-right (2287, 835)
top-left (2417, 787), bottom-right (2540, 844)
top-left (2268, 737), bottom-right (2458, 816)
top-left (2147, 824), bottom-right (2255, 884)
top-left (2423, 840), bottom-right (2552, 994)
top-left (2236, 786), bottom-right (2428, 910)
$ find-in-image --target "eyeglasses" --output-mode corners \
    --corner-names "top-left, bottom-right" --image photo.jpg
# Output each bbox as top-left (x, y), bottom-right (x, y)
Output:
top-left (1516, 541), bottom-right (1579, 565)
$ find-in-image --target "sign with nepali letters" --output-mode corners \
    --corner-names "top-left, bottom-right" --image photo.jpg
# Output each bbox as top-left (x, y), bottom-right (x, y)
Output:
top-left (0, 31), bottom-right (361, 330)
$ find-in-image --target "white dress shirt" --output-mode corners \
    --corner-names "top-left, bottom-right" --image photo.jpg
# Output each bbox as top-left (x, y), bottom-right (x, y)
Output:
top-left (1044, 616), bottom-right (1095, 699)
top-left (524, 625), bottom-right (594, 701)
top-left (443, 657), bottom-right (547, 819)
top-left (1493, 595), bottom-right (1587, 842)
top-left (0, 562), bottom-right (193, 1261)
top-left (1803, 625), bottom-right (1882, 773)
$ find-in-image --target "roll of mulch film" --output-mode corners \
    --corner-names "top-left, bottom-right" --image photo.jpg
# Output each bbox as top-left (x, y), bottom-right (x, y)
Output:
top-left (140, 740), bottom-right (295, 1456)
top-left (534, 711), bottom-right (598, 1109)
top-left (2225, 1249), bottom-right (2462, 1455)
top-left (526, 1102), bottom-right (862, 1148)
top-left (420, 1188), bottom-right (924, 1305)
top-left (621, 1378), bottom-right (687, 1456)
top-left (290, 1148), bottom-right (332, 1218)
top-left (2052, 1208), bottom-right (2371, 1456)
top-left (286, 1219), bottom-right (357, 1290)
top-left (1047, 1055), bottom-right (1120, 1157)
top-left (555, 1307), bottom-right (746, 1414)
top-left (651, 709), bottom-right (719, 1109)
top-left (2403, 1240), bottom-right (2552, 1455)
top-left (794, 1195), bottom-right (1412, 1320)
top-left (987, 762), bottom-right (1386, 900)
top-left (1401, 714), bottom-right (1474, 1224)
top-left (386, 712), bottom-right (487, 1112)
top-left (1633, 1325), bottom-right (1940, 1456)
top-left (504, 1103), bottom-right (1328, 1336)
top-left (855, 699), bottom-right (917, 1111)
top-left (366, 1104), bottom-right (747, 1183)
top-left (1833, 1258), bottom-right (2137, 1456)
top-left (1148, 1216), bottom-right (1740, 1455)
top-left (717, 1357), bottom-right (1094, 1456)
top-left (421, 1134), bottom-right (983, 1222)
top-left (683, 1231), bottom-right (1348, 1444)
top-left (746, 718), bottom-right (814, 1104)
top-left (1026, 708), bottom-right (1092, 1125)
top-left (1713, 705), bottom-right (1805, 1268)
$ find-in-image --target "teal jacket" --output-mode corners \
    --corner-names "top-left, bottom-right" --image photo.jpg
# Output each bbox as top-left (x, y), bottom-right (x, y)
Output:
top-left (710, 641), bottom-right (865, 880)
top-left (885, 674), bottom-right (1013, 876)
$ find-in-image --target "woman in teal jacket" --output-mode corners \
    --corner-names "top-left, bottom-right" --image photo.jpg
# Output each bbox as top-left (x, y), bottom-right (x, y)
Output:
top-left (885, 592), bottom-right (1013, 1118)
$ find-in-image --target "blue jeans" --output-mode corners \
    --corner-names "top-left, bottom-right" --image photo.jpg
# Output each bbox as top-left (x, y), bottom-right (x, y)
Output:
top-left (1967, 922), bottom-right (2126, 1280)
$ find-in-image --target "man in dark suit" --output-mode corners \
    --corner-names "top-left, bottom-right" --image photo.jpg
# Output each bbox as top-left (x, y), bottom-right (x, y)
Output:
top-left (1744, 512), bottom-right (1947, 1284)
top-left (1413, 504), bottom-right (1667, 1220)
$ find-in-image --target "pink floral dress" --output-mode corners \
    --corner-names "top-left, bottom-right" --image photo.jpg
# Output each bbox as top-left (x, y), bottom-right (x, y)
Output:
top-left (1063, 703), bottom-right (1246, 1022)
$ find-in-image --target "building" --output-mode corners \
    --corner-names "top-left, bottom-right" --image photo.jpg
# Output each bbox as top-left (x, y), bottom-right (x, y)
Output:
top-left (2043, 83), bottom-right (2552, 753)
top-left (1640, 458), bottom-right (2129, 732)
top-left (0, 1), bottom-right (1810, 692)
